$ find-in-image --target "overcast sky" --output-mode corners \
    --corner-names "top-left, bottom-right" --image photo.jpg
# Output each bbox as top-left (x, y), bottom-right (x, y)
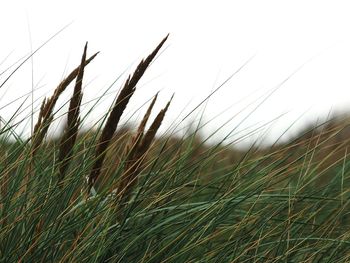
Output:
top-left (2, 1), bottom-right (350, 146)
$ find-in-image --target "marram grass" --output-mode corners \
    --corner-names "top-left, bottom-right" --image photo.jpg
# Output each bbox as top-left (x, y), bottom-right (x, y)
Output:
top-left (1, 35), bottom-right (350, 262)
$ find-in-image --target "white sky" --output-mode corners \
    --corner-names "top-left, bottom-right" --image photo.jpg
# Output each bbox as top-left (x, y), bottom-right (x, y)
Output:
top-left (2, 0), bottom-right (350, 146)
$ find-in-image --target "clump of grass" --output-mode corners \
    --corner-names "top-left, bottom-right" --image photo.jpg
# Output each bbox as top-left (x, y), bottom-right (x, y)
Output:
top-left (2, 34), bottom-right (350, 262)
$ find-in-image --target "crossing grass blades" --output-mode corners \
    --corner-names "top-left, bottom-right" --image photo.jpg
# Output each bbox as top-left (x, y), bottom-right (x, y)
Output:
top-left (1, 35), bottom-right (350, 262)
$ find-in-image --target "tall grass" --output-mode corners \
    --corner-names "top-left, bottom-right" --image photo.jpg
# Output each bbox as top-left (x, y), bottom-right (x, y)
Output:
top-left (1, 35), bottom-right (350, 262)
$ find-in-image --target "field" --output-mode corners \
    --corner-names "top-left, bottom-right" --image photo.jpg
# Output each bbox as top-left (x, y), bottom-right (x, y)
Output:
top-left (1, 36), bottom-right (350, 262)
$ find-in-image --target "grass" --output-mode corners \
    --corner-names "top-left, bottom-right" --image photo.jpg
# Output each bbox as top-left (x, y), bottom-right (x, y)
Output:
top-left (1, 35), bottom-right (350, 262)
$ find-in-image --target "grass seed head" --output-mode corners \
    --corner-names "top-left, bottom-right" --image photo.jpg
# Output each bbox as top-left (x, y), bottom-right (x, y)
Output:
top-left (88, 35), bottom-right (169, 189)
top-left (58, 42), bottom-right (88, 181)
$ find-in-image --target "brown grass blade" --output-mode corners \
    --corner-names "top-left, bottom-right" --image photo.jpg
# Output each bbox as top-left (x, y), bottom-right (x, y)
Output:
top-left (58, 42), bottom-right (87, 181)
top-left (137, 94), bottom-right (173, 157)
top-left (127, 93), bottom-right (158, 160)
top-left (88, 35), bottom-right (168, 190)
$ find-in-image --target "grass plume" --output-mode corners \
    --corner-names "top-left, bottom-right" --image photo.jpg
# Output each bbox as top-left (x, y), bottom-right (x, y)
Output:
top-left (32, 50), bottom-right (98, 154)
top-left (88, 35), bottom-right (168, 190)
top-left (57, 42), bottom-right (87, 181)
top-left (116, 94), bottom-right (172, 208)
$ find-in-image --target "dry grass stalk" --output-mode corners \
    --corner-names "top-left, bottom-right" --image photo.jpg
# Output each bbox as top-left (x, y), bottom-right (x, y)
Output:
top-left (99, 95), bottom-right (158, 189)
top-left (126, 93), bottom-right (158, 161)
top-left (116, 95), bottom-right (173, 205)
top-left (135, 93), bottom-right (159, 136)
top-left (32, 51), bottom-right (98, 155)
top-left (88, 35), bottom-right (168, 190)
top-left (58, 43), bottom-right (87, 181)
top-left (136, 95), bottom-right (173, 158)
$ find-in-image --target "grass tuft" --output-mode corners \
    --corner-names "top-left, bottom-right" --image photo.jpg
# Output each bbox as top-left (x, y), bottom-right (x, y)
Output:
top-left (2, 34), bottom-right (350, 262)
